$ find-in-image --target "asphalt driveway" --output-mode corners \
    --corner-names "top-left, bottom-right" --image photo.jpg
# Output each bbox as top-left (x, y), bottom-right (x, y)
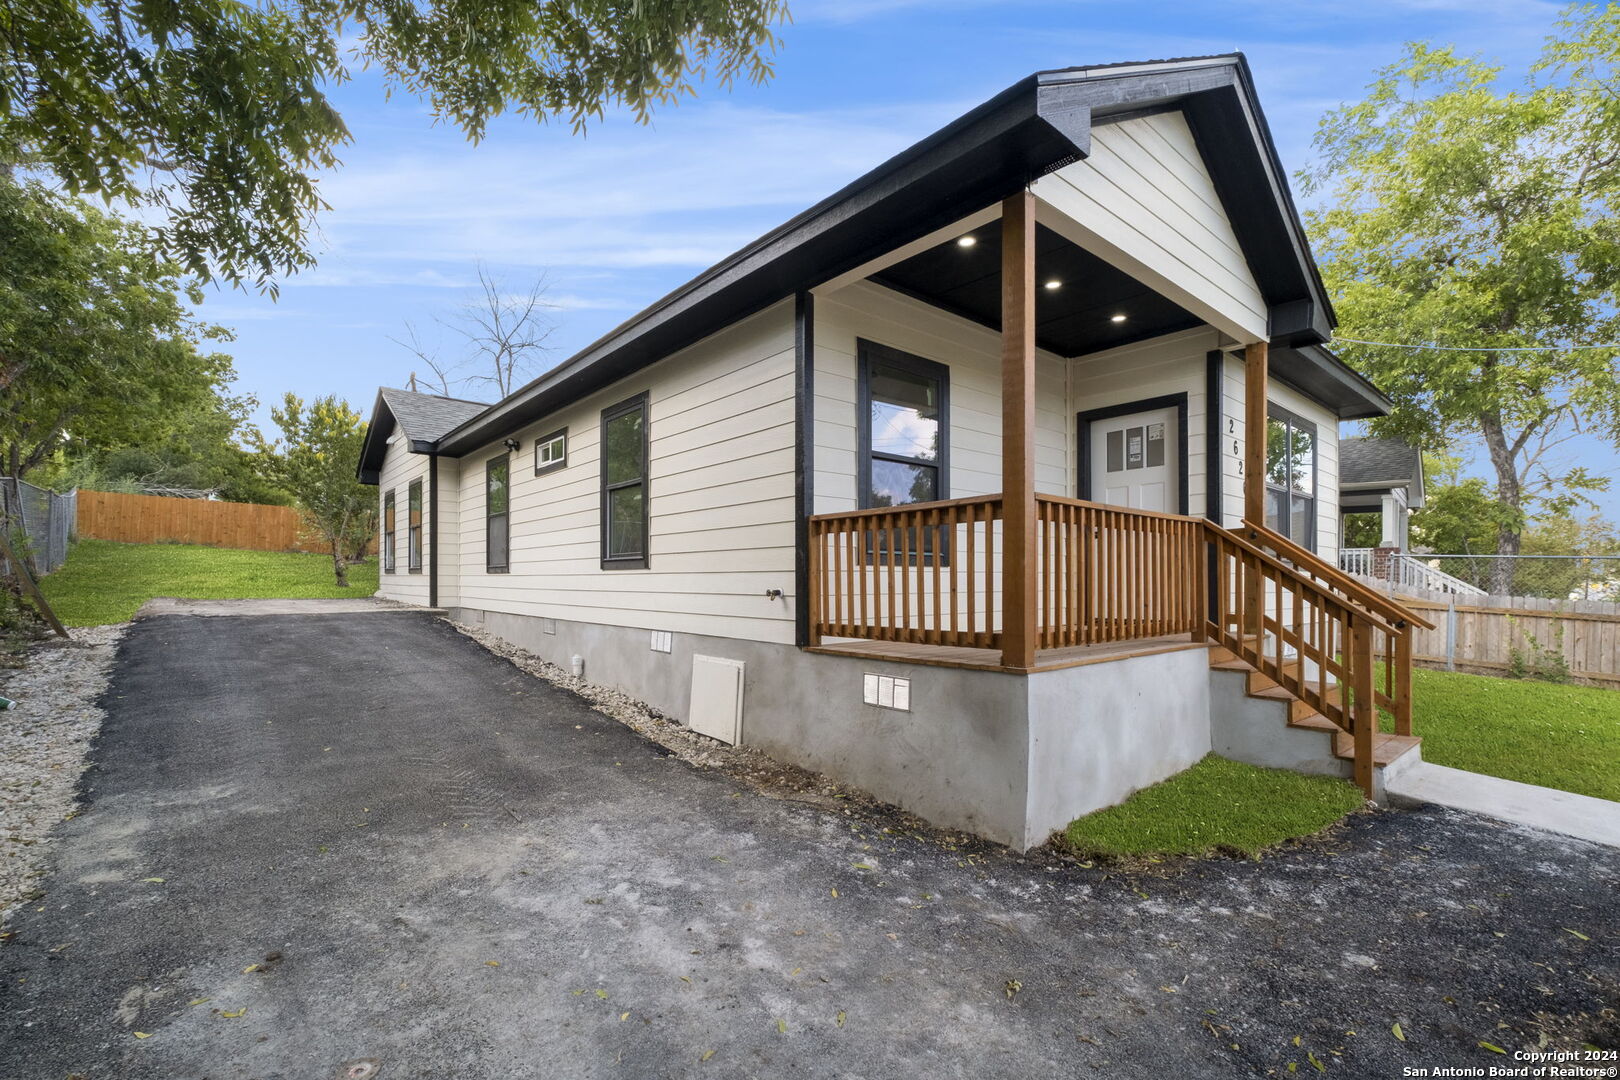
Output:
top-left (1, 611), bottom-right (1616, 1079)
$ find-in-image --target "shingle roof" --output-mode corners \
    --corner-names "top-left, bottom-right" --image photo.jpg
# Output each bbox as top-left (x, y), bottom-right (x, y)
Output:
top-left (1340, 436), bottom-right (1421, 488)
top-left (378, 387), bottom-right (488, 444)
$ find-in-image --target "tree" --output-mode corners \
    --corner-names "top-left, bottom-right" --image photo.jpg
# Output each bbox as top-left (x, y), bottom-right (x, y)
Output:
top-left (1303, 13), bottom-right (1620, 591)
top-left (41, 392), bottom-right (294, 504)
top-left (0, 0), bottom-right (787, 290)
top-left (252, 394), bottom-right (374, 586)
top-left (1520, 511), bottom-right (1620, 599)
top-left (1341, 513), bottom-right (1382, 549)
top-left (394, 266), bottom-right (558, 399)
top-left (0, 177), bottom-right (237, 480)
top-left (1408, 455), bottom-right (1504, 556)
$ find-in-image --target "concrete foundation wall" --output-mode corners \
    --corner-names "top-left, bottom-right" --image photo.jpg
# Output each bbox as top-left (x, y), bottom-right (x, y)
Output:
top-left (1023, 647), bottom-right (1214, 849)
top-left (1208, 668), bottom-right (1347, 779)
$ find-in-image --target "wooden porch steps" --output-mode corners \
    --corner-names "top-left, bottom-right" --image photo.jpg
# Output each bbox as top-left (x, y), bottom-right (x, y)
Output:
top-left (1334, 731), bottom-right (1422, 766)
top-left (1206, 642), bottom-right (1422, 777)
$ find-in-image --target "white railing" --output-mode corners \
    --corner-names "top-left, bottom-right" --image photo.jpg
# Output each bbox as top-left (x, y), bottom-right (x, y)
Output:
top-left (1339, 549), bottom-right (1487, 597)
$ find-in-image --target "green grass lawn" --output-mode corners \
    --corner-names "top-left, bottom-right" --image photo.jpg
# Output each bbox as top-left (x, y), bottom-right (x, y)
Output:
top-left (39, 539), bottom-right (378, 626)
top-left (1392, 666), bottom-right (1620, 802)
top-left (1062, 754), bottom-right (1364, 857)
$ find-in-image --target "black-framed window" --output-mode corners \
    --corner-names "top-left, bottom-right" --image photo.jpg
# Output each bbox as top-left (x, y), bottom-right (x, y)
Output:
top-left (1265, 405), bottom-right (1317, 550)
top-left (600, 393), bottom-right (648, 569)
top-left (486, 454), bottom-right (510, 572)
top-left (382, 490), bottom-right (396, 573)
top-left (534, 427), bottom-right (567, 475)
top-left (407, 478), bottom-right (423, 572)
top-left (857, 340), bottom-right (949, 508)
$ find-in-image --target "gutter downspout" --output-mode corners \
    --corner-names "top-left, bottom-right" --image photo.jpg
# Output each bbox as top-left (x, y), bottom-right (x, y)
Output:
top-left (428, 452), bottom-right (439, 609)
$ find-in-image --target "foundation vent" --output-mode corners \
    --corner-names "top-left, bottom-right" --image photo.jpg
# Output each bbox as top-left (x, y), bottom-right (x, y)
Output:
top-left (690, 655), bottom-right (745, 745)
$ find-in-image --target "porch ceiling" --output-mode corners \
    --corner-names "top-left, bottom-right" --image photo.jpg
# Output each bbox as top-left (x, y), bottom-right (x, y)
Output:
top-left (870, 223), bottom-right (1204, 357)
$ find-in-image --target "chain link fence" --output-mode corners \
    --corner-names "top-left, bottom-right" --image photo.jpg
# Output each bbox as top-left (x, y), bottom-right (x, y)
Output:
top-left (1415, 554), bottom-right (1620, 602)
top-left (1343, 548), bottom-right (1620, 602)
top-left (1, 477), bottom-right (77, 577)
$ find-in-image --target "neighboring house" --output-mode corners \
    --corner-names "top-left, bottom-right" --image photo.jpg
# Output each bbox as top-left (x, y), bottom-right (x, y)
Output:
top-left (1338, 435), bottom-right (1424, 551)
top-left (1336, 436), bottom-right (1487, 597)
top-left (358, 55), bottom-right (1430, 850)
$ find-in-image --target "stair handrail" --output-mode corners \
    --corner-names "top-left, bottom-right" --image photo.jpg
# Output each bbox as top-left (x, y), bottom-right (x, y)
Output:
top-left (1240, 519), bottom-right (1436, 631)
top-left (1205, 521), bottom-right (1402, 637)
top-left (1204, 518), bottom-right (1395, 797)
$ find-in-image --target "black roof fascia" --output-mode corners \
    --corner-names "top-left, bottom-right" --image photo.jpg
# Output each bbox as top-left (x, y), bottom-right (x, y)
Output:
top-left (435, 77), bottom-right (1093, 457)
top-left (357, 389), bottom-right (395, 485)
top-left (1181, 56), bottom-right (1336, 345)
top-left (1036, 56), bottom-right (1335, 346)
top-left (1270, 344), bottom-right (1391, 420)
top-left (432, 55), bottom-right (1358, 456)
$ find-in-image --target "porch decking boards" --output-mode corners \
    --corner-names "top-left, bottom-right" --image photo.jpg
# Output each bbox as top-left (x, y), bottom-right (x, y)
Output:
top-left (806, 633), bottom-right (1206, 673)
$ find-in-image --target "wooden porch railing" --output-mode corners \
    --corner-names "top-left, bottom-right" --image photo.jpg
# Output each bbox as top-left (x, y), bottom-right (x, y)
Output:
top-left (1034, 494), bottom-right (1205, 648)
top-left (1238, 519), bottom-right (1433, 743)
top-left (807, 496), bottom-right (1429, 798)
top-left (807, 494), bottom-right (1004, 648)
top-left (1205, 520), bottom-right (1428, 795)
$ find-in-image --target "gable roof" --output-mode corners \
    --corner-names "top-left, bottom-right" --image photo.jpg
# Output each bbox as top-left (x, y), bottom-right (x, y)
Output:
top-left (386, 54), bottom-right (1381, 460)
top-left (356, 388), bottom-right (488, 484)
top-left (1340, 436), bottom-right (1424, 507)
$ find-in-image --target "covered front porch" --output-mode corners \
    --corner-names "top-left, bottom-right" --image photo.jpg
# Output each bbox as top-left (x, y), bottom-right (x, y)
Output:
top-left (805, 180), bottom-right (1289, 667)
top-left (800, 183), bottom-right (1428, 796)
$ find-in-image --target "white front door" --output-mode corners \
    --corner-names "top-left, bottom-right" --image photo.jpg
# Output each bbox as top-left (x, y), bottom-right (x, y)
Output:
top-left (1090, 407), bottom-right (1178, 512)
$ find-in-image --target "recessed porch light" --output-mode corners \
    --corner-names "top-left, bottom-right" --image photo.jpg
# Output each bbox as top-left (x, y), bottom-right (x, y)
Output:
top-left (1044, 279), bottom-right (1062, 290)
top-left (1110, 313), bottom-right (1127, 323)
top-left (956, 235), bottom-right (977, 248)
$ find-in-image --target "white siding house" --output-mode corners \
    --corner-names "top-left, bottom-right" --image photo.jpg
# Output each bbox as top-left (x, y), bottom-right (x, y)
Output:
top-left (358, 55), bottom-right (1423, 849)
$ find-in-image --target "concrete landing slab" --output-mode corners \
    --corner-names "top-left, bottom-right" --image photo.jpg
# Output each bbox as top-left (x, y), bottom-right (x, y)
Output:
top-left (134, 597), bottom-right (444, 618)
top-left (1387, 761), bottom-right (1620, 849)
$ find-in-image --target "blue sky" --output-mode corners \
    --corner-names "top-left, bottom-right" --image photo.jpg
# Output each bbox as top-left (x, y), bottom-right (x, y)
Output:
top-left (197, 0), bottom-right (1616, 516)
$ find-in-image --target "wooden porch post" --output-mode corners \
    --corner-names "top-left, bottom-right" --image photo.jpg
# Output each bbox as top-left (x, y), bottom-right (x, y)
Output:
top-left (1001, 190), bottom-right (1038, 671)
top-left (1244, 341), bottom-right (1268, 524)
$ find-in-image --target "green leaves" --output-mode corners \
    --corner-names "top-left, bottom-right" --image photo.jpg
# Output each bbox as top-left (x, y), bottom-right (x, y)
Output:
top-left (1, 0), bottom-right (788, 288)
top-left (1304, 19), bottom-right (1620, 540)
top-left (0, 178), bottom-right (239, 482)
top-left (251, 392), bottom-right (374, 584)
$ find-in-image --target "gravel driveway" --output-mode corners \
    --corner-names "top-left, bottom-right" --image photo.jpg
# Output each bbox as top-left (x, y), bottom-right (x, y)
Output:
top-left (0, 610), bottom-right (1616, 1079)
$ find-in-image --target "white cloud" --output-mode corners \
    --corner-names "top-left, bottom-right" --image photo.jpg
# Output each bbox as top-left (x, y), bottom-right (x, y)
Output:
top-left (287, 99), bottom-right (964, 287)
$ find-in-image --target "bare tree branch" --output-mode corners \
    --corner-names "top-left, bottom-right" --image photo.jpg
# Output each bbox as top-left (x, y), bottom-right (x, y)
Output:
top-left (387, 323), bottom-right (457, 396)
top-left (389, 265), bottom-right (559, 400)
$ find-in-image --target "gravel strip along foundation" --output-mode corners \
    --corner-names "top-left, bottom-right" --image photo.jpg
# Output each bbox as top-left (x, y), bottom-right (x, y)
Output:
top-left (0, 625), bottom-right (127, 924)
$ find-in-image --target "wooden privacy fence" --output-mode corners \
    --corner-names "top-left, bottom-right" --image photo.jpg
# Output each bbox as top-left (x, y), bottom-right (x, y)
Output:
top-left (76, 489), bottom-right (358, 554)
top-left (1349, 579), bottom-right (1620, 687)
